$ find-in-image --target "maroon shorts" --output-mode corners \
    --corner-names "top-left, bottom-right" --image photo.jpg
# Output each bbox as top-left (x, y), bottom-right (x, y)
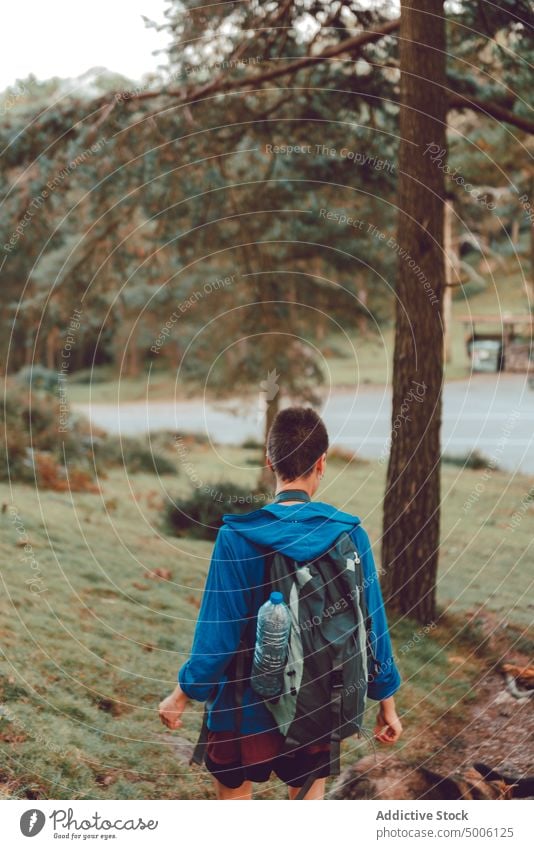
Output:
top-left (205, 728), bottom-right (330, 789)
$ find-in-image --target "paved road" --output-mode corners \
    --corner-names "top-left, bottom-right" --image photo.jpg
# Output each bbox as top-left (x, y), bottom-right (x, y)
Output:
top-left (73, 374), bottom-right (534, 475)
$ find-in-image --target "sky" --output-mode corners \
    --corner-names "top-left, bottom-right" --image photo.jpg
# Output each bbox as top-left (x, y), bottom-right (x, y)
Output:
top-left (2, 1), bottom-right (402, 94)
top-left (2, 0), bottom-right (171, 92)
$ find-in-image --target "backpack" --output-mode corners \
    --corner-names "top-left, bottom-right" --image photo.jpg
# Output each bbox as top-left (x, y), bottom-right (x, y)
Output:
top-left (191, 493), bottom-right (379, 797)
top-left (260, 527), bottom-right (377, 766)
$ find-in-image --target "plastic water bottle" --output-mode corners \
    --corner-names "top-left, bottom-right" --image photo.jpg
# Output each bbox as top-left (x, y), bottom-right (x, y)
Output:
top-left (251, 592), bottom-right (291, 698)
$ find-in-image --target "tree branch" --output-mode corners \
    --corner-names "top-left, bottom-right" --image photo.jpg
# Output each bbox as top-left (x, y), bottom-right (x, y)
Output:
top-left (113, 15), bottom-right (534, 137)
top-left (124, 18), bottom-right (402, 104)
top-left (448, 91), bottom-right (534, 135)
top-left (8, 13), bottom-right (534, 159)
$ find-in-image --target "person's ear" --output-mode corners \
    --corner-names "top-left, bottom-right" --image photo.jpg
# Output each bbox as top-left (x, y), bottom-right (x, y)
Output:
top-left (266, 456), bottom-right (274, 472)
top-left (316, 453), bottom-right (326, 478)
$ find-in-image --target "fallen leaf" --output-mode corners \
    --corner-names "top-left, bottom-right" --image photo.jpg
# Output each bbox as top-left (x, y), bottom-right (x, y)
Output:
top-left (144, 568), bottom-right (172, 581)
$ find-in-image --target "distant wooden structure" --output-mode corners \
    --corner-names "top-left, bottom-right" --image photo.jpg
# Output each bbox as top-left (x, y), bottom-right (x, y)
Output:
top-left (458, 314), bottom-right (534, 372)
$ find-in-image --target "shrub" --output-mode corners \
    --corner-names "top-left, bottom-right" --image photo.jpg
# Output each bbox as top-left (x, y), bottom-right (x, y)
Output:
top-left (69, 366), bottom-right (114, 385)
top-left (241, 438), bottom-right (263, 450)
top-left (441, 450), bottom-right (495, 471)
top-left (1, 385), bottom-right (96, 484)
top-left (1, 383), bottom-right (176, 486)
top-left (33, 452), bottom-right (99, 493)
top-left (165, 482), bottom-right (267, 540)
top-left (14, 364), bottom-right (58, 394)
top-left (454, 278), bottom-right (487, 300)
top-left (149, 431), bottom-right (210, 453)
top-left (327, 446), bottom-right (367, 464)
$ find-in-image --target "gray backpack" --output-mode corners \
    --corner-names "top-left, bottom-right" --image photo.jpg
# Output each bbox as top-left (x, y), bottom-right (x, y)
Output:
top-left (261, 527), bottom-right (378, 775)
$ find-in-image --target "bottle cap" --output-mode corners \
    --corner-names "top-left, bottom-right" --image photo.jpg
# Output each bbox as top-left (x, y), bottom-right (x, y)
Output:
top-left (270, 591), bottom-right (284, 604)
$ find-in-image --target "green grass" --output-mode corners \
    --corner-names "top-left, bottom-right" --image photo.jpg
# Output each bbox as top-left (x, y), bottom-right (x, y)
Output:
top-left (0, 446), bottom-right (532, 799)
top-left (326, 263), bottom-right (532, 386)
top-left (65, 369), bottom-right (187, 405)
top-left (65, 260), bottom-right (531, 404)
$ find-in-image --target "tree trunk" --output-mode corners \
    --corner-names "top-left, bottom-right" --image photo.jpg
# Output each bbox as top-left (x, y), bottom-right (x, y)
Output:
top-left (442, 282), bottom-right (452, 364)
top-left (46, 325), bottom-right (60, 370)
top-left (443, 198), bottom-right (456, 364)
top-left (529, 175), bottom-right (534, 310)
top-left (258, 389), bottom-right (279, 491)
top-left (356, 272), bottom-right (369, 339)
top-left (128, 325), bottom-right (141, 378)
top-left (310, 257), bottom-right (326, 341)
top-left (381, 0), bottom-right (447, 625)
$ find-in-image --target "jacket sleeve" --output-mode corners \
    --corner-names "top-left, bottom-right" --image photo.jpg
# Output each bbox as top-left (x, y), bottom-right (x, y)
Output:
top-left (178, 526), bottom-right (256, 701)
top-left (352, 525), bottom-right (401, 701)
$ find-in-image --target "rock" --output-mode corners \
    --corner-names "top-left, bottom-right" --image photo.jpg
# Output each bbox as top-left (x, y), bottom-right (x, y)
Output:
top-left (153, 732), bottom-right (195, 765)
top-left (327, 752), bottom-right (516, 800)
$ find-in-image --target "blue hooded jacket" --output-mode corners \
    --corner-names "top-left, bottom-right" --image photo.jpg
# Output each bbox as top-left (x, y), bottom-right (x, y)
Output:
top-left (178, 501), bottom-right (401, 733)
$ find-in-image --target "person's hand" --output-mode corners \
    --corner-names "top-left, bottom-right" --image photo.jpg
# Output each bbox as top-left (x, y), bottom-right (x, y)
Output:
top-left (159, 685), bottom-right (189, 730)
top-left (374, 697), bottom-right (403, 744)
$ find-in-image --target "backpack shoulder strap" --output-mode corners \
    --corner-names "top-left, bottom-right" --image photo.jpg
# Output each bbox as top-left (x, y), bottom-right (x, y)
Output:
top-left (189, 703), bottom-right (209, 766)
top-left (332, 530), bottom-right (380, 679)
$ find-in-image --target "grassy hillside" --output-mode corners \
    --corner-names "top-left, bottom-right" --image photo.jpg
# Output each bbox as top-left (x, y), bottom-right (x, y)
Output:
top-left (65, 260), bottom-right (531, 405)
top-left (0, 445), bottom-right (532, 799)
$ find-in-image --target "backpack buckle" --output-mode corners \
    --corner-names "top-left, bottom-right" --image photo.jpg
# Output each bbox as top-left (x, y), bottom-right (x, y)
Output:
top-left (331, 667), bottom-right (344, 689)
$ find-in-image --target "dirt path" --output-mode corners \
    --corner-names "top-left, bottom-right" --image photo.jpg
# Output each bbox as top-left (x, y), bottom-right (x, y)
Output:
top-left (429, 667), bottom-right (533, 780)
top-left (330, 619), bottom-right (533, 800)
top-left (422, 612), bottom-right (533, 784)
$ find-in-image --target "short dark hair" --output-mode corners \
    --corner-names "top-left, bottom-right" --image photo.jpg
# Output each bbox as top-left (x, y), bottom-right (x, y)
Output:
top-left (267, 407), bottom-right (329, 481)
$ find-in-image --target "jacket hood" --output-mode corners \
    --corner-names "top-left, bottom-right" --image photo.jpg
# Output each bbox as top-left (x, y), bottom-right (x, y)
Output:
top-left (222, 501), bottom-right (361, 560)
